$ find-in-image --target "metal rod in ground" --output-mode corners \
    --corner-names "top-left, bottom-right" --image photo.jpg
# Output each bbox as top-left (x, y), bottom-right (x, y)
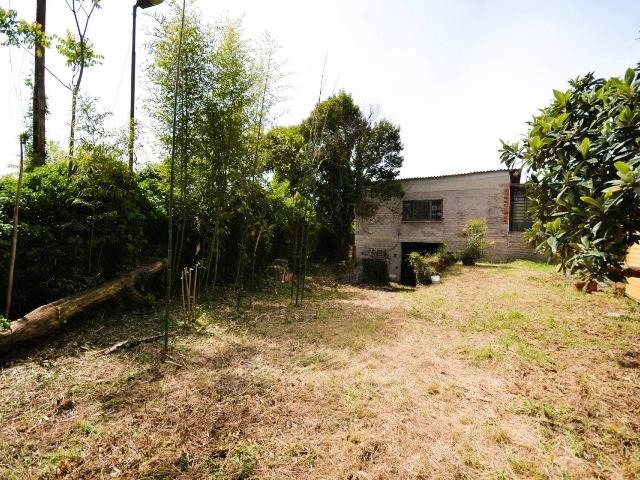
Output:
top-left (181, 270), bottom-right (186, 312)
top-left (193, 264), bottom-right (198, 305)
top-left (248, 228), bottom-right (262, 308)
top-left (187, 268), bottom-right (191, 312)
top-left (234, 227), bottom-right (247, 312)
top-left (295, 219), bottom-right (306, 306)
top-left (290, 215), bottom-right (300, 300)
top-left (300, 217), bottom-right (311, 306)
top-left (295, 219), bottom-right (304, 307)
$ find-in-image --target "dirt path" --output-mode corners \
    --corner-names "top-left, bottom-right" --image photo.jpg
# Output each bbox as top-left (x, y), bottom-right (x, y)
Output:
top-left (1, 261), bottom-right (639, 479)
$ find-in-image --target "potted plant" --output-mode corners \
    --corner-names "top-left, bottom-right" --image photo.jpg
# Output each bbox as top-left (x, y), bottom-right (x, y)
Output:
top-left (407, 252), bottom-right (434, 285)
top-left (460, 218), bottom-right (494, 266)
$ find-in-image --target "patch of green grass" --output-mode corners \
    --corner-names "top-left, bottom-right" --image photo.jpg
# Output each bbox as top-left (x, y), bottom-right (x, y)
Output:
top-left (344, 380), bottom-right (378, 419)
top-left (282, 444), bottom-right (317, 467)
top-left (208, 441), bottom-right (260, 480)
top-left (462, 335), bottom-right (555, 369)
top-left (563, 429), bottom-right (586, 457)
top-left (464, 344), bottom-right (504, 363)
top-left (74, 419), bottom-right (100, 437)
top-left (101, 396), bottom-right (128, 410)
top-left (494, 469), bottom-right (508, 480)
top-left (39, 446), bottom-right (82, 477)
top-left (518, 398), bottom-right (571, 422)
top-left (508, 457), bottom-right (547, 478)
top-left (462, 310), bottom-right (530, 334)
top-left (500, 334), bottom-right (557, 369)
top-left (297, 351), bottom-right (334, 368)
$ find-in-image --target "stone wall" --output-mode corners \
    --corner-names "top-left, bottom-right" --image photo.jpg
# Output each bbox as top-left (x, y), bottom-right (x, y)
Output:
top-left (355, 170), bottom-right (540, 281)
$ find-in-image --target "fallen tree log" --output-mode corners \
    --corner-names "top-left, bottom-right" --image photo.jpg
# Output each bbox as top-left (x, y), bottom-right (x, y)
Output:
top-left (0, 260), bottom-right (166, 353)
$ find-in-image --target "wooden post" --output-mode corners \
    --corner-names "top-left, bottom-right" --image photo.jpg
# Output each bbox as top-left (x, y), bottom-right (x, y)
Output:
top-left (5, 137), bottom-right (26, 320)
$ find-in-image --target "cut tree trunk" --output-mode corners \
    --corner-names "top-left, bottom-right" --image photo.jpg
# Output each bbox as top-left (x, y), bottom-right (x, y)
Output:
top-left (0, 260), bottom-right (166, 353)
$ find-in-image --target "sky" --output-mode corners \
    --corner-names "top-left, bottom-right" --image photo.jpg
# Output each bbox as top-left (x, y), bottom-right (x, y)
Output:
top-left (1, 0), bottom-right (639, 178)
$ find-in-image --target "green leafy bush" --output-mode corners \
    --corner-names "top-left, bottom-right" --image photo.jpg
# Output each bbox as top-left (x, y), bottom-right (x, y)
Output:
top-left (0, 314), bottom-right (10, 331)
top-left (433, 243), bottom-right (457, 271)
top-left (407, 245), bottom-right (456, 286)
top-left (460, 218), bottom-right (493, 265)
top-left (0, 152), bottom-right (166, 316)
top-left (407, 252), bottom-right (435, 285)
top-left (500, 67), bottom-right (640, 281)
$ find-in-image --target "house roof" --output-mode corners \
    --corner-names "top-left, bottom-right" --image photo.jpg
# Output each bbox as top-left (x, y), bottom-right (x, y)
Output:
top-left (398, 169), bottom-right (510, 181)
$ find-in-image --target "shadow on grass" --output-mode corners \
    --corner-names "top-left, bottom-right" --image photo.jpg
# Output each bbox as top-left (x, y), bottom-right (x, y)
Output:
top-left (358, 283), bottom-right (415, 293)
top-left (0, 300), bottom-right (174, 367)
top-left (471, 263), bottom-right (513, 269)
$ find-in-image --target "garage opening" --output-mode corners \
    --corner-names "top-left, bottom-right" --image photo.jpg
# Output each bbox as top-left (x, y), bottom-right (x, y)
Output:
top-left (400, 242), bottom-right (442, 286)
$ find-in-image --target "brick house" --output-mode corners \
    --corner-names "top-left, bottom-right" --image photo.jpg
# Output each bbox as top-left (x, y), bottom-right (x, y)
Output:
top-left (354, 169), bottom-right (539, 284)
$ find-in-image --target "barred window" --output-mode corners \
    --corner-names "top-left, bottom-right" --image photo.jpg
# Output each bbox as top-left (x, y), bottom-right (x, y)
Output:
top-left (402, 200), bottom-right (443, 221)
top-left (510, 186), bottom-right (533, 232)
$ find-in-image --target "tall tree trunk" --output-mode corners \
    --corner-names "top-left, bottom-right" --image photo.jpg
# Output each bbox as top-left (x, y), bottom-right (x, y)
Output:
top-left (68, 86), bottom-right (79, 172)
top-left (32, 0), bottom-right (47, 167)
top-left (5, 139), bottom-right (26, 320)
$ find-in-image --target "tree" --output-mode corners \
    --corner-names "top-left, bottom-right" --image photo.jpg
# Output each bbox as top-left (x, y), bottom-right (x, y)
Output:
top-left (33, 0), bottom-right (47, 168)
top-left (58, 0), bottom-right (102, 171)
top-left (0, 5), bottom-right (49, 167)
top-left (500, 67), bottom-right (640, 281)
top-left (147, 7), bottom-right (282, 296)
top-left (298, 92), bottom-right (403, 260)
top-left (148, 2), bottom-right (212, 281)
top-left (0, 7), bottom-right (45, 47)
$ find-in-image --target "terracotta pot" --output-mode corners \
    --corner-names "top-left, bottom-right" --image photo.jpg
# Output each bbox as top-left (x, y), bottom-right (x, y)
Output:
top-left (574, 280), bottom-right (598, 293)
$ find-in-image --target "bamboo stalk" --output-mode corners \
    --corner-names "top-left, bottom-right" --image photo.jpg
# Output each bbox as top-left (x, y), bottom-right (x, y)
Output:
top-left (163, 0), bottom-right (187, 359)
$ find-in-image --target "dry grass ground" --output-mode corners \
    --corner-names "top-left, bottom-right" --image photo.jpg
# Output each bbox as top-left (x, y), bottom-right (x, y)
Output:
top-left (1, 261), bottom-right (639, 479)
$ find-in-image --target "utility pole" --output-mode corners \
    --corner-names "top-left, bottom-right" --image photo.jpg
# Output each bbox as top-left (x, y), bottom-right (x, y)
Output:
top-left (33, 0), bottom-right (46, 167)
top-left (129, 0), bottom-right (165, 173)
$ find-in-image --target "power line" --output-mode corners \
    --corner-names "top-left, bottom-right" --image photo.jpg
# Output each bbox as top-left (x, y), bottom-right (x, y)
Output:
top-left (112, 28), bottom-right (132, 112)
top-left (18, 44), bottom-right (71, 91)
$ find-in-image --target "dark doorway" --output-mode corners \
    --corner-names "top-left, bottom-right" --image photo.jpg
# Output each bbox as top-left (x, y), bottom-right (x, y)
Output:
top-left (401, 242), bottom-right (442, 286)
